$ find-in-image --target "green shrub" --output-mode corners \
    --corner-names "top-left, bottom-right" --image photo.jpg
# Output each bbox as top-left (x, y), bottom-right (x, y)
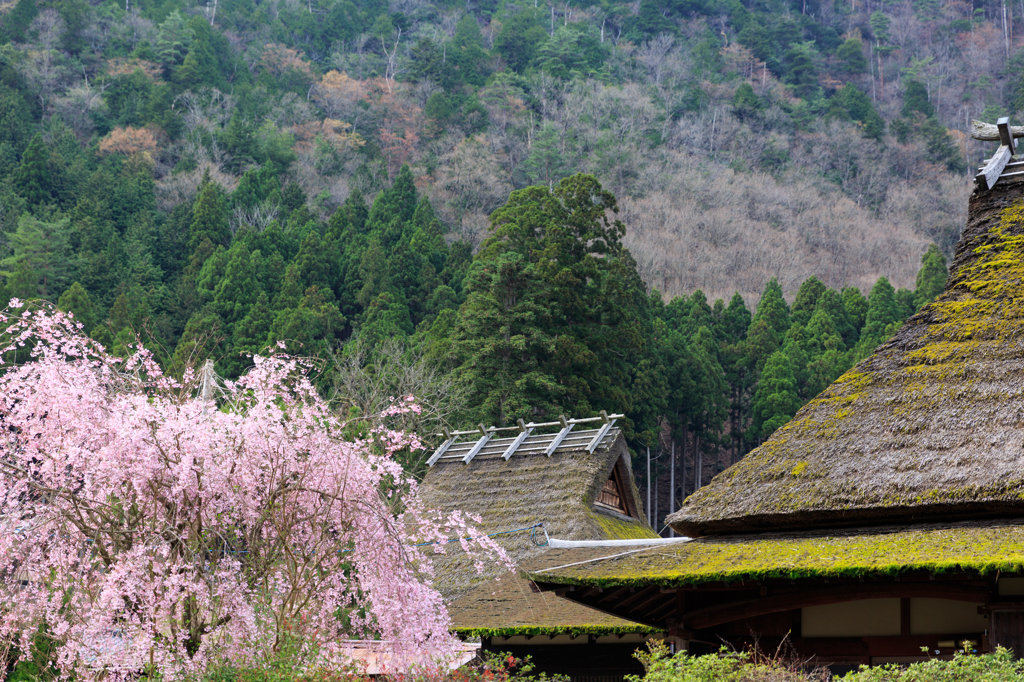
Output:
top-left (838, 646), bottom-right (1024, 681)
top-left (628, 641), bottom-right (1024, 682)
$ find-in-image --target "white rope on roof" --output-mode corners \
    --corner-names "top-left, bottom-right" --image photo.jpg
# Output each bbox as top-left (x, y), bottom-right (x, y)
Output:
top-left (545, 537), bottom-right (692, 549)
top-left (531, 538), bottom-right (692, 575)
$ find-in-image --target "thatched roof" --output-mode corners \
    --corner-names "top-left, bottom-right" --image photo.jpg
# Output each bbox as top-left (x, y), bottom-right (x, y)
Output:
top-left (419, 429), bottom-right (658, 635)
top-left (523, 519), bottom-right (1024, 590)
top-left (668, 177), bottom-right (1024, 536)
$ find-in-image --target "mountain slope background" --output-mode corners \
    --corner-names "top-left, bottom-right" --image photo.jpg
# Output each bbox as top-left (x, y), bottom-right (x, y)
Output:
top-left (0, 0), bottom-right (994, 304)
top-left (0, 0), bottom-right (1002, 523)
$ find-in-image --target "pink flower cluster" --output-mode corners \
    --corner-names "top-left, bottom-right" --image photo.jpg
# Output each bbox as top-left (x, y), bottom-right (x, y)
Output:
top-left (0, 303), bottom-right (505, 680)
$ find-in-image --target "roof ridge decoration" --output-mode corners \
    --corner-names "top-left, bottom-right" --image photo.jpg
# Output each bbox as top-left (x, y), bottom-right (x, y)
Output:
top-left (427, 412), bottom-right (623, 466)
top-left (666, 174), bottom-right (1024, 537)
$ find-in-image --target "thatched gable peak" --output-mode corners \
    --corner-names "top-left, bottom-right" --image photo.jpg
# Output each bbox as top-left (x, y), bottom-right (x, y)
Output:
top-left (419, 428), bottom-right (657, 635)
top-left (421, 428), bottom-right (653, 584)
top-left (668, 177), bottom-right (1024, 537)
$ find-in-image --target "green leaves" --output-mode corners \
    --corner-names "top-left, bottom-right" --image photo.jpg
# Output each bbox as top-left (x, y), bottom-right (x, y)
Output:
top-left (449, 174), bottom-right (651, 432)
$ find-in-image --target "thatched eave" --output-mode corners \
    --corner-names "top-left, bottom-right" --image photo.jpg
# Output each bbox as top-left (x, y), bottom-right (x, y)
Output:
top-left (523, 519), bottom-right (1024, 589)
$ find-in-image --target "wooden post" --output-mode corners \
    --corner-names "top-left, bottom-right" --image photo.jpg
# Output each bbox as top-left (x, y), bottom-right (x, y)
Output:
top-left (1000, 117), bottom-right (1017, 154)
top-left (976, 119), bottom-right (1015, 191)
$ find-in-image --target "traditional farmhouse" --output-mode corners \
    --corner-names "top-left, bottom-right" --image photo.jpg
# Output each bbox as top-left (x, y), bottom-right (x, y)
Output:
top-left (526, 137), bottom-right (1024, 670)
top-left (419, 415), bottom-right (665, 680)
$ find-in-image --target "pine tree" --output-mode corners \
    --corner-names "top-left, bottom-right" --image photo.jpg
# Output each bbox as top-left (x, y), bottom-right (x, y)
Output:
top-left (841, 286), bottom-right (869, 333)
top-left (367, 165), bottom-right (418, 232)
top-left (15, 134), bottom-right (52, 206)
top-left (753, 277), bottom-right (791, 339)
top-left (155, 11), bottom-right (194, 70)
top-left (830, 84), bottom-right (885, 140)
top-left (835, 37), bottom-right (867, 73)
top-left (170, 311), bottom-right (224, 376)
top-left (211, 241), bottom-right (264, 324)
top-left (358, 291), bottom-right (414, 347)
top-left (790, 276), bottom-right (826, 327)
top-left (189, 170), bottom-right (231, 252)
top-left (57, 281), bottom-right (97, 332)
top-left (269, 285), bottom-right (346, 360)
top-left (732, 83), bottom-right (764, 121)
top-left (450, 15), bottom-right (490, 87)
top-left (0, 214), bottom-right (71, 299)
top-left (895, 288), bottom-right (916, 320)
top-left (902, 80), bottom-right (934, 118)
top-left (816, 288), bottom-right (858, 348)
top-left (751, 350), bottom-right (801, 441)
top-left (853, 277), bottom-right (901, 359)
top-left (226, 291), bottom-right (273, 377)
top-left (783, 43), bottom-right (819, 99)
top-left (803, 305), bottom-right (851, 398)
top-left (914, 243), bottom-right (948, 309)
top-left (451, 251), bottom-right (559, 427)
top-left (523, 123), bottom-right (568, 188)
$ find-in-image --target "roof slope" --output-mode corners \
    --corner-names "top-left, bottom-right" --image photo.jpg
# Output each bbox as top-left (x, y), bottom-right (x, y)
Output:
top-left (669, 177), bottom-right (1024, 536)
top-left (419, 429), bottom-right (658, 634)
top-left (524, 519), bottom-right (1024, 589)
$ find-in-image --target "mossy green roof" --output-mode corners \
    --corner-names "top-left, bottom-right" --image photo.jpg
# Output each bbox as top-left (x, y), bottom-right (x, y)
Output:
top-left (669, 179), bottom-right (1024, 536)
top-left (523, 520), bottom-right (1024, 588)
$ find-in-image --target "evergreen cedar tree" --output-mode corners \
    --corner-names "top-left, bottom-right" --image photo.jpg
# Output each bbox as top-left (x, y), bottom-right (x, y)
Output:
top-left (1, 163), bottom-right (949, 466)
top-left (0, 303), bottom-right (508, 680)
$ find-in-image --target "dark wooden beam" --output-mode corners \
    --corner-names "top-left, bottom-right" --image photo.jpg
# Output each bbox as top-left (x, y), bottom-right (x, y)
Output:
top-left (683, 583), bottom-right (991, 630)
top-left (612, 586), bottom-right (661, 611)
top-left (558, 593), bottom-right (662, 629)
top-left (596, 586), bottom-right (633, 605)
top-left (627, 589), bottom-right (671, 618)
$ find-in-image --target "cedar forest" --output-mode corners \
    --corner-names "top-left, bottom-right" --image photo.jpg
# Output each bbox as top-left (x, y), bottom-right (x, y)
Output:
top-left (0, 0), bottom-right (1000, 525)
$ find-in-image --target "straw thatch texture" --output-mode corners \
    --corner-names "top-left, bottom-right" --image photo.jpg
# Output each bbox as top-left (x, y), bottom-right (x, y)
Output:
top-left (523, 519), bottom-right (1024, 588)
top-left (419, 431), bottom-right (657, 634)
top-left (667, 176), bottom-right (1024, 536)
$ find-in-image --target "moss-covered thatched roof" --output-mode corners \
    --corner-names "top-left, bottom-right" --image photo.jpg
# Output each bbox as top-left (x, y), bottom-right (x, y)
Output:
top-left (523, 519), bottom-right (1024, 589)
top-left (419, 430), bottom-right (658, 634)
top-left (668, 178), bottom-right (1024, 536)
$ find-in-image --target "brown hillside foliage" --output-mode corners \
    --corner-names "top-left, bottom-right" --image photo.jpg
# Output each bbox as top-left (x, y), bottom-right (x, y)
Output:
top-left (99, 126), bottom-right (159, 157)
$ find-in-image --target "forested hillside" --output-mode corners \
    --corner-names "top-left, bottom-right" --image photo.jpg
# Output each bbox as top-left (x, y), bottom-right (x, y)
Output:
top-left (0, 0), bottom-right (993, 519)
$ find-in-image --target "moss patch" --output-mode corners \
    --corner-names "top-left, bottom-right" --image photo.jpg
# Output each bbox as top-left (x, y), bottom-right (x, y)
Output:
top-left (454, 624), bottom-right (660, 638)
top-left (589, 511), bottom-right (661, 540)
top-left (526, 522), bottom-right (1024, 588)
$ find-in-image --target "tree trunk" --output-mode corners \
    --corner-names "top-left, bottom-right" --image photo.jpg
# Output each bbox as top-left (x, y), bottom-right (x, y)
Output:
top-left (696, 434), bottom-right (702, 490)
top-left (669, 439), bottom-right (675, 537)
top-left (646, 445), bottom-right (651, 522)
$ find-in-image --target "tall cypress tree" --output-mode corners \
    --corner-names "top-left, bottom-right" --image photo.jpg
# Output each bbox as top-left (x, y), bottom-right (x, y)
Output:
top-left (854, 277), bottom-right (902, 359)
top-left (790, 276), bottom-right (826, 327)
top-left (753, 277), bottom-right (791, 338)
top-left (451, 251), bottom-right (558, 427)
top-left (57, 281), bottom-right (98, 333)
top-left (751, 350), bottom-right (801, 441)
top-left (189, 170), bottom-right (231, 253)
top-left (15, 134), bottom-right (52, 206)
top-left (914, 244), bottom-right (948, 309)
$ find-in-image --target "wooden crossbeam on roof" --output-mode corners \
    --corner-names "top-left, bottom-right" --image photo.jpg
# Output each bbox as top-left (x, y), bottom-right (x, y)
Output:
top-left (426, 414), bottom-right (625, 466)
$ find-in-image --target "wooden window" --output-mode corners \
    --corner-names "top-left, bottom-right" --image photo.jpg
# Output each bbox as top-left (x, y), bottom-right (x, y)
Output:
top-left (596, 467), bottom-right (628, 515)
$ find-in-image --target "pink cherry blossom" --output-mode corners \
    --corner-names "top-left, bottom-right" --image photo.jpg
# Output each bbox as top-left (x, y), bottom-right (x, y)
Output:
top-left (0, 303), bottom-right (507, 681)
